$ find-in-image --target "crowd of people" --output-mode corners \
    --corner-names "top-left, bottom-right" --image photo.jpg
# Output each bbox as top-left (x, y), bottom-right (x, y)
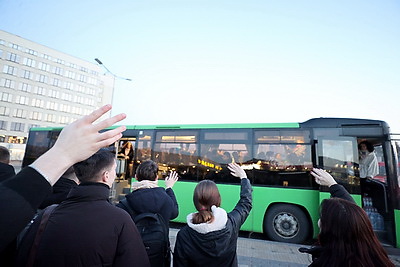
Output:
top-left (0, 105), bottom-right (395, 266)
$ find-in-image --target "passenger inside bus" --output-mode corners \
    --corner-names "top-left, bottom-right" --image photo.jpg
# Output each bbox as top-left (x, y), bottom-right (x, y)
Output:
top-left (358, 140), bottom-right (379, 179)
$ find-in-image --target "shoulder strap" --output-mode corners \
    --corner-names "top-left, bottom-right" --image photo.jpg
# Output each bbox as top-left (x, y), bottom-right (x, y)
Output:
top-left (120, 198), bottom-right (137, 218)
top-left (26, 204), bottom-right (58, 267)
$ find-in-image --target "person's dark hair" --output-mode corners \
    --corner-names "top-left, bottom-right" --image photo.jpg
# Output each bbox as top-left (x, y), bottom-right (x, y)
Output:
top-left (135, 160), bottom-right (158, 181)
top-left (358, 141), bottom-right (374, 153)
top-left (315, 197), bottom-right (394, 267)
top-left (73, 148), bottom-right (115, 183)
top-left (192, 180), bottom-right (221, 224)
top-left (0, 146), bottom-right (11, 164)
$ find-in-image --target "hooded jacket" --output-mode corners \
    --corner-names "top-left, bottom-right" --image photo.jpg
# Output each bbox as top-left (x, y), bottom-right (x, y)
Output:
top-left (117, 186), bottom-right (179, 226)
top-left (16, 183), bottom-right (150, 267)
top-left (173, 178), bottom-right (252, 267)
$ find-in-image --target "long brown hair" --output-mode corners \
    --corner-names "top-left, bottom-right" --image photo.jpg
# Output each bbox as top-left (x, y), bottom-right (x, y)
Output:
top-left (191, 180), bottom-right (221, 224)
top-left (314, 198), bottom-right (394, 267)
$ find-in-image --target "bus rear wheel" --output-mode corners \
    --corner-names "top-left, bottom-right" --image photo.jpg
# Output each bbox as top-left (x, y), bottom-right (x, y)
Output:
top-left (264, 204), bottom-right (310, 244)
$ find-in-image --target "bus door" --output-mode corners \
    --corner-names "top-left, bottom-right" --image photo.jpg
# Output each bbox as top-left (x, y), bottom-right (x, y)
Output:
top-left (111, 137), bottom-right (136, 203)
top-left (116, 137), bottom-right (136, 180)
top-left (316, 136), bottom-right (361, 204)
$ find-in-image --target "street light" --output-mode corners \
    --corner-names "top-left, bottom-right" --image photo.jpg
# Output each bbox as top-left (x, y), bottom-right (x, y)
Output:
top-left (94, 58), bottom-right (132, 116)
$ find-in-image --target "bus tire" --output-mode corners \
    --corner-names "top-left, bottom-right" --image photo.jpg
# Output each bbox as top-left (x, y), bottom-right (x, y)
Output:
top-left (264, 204), bottom-right (310, 244)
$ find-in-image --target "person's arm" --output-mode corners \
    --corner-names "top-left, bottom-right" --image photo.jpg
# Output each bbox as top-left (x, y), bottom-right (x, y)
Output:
top-left (226, 163), bottom-right (253, 230)
top-left (0, 105), bottom-right (126, 252)
top-left (311, 168), bottom-right (355, 203)
top-left (164, 171), bottom-right (179, 219)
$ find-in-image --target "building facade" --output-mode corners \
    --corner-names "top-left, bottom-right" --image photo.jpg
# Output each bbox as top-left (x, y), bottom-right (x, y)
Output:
top-left (0, 30), bottom-right (113, 168)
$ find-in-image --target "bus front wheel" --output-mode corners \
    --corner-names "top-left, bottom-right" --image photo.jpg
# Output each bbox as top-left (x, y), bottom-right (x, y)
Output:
top-left (264, 204), bottom-right (310, 244)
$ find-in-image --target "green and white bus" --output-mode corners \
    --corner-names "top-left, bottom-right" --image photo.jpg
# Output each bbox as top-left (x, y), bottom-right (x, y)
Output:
top-left (22, 118), bottom-right (400, 247)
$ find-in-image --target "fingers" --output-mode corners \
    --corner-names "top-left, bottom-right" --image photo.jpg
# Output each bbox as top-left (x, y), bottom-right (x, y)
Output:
top-left (82, 105), bottom-right (112, 125)
top-left (97, 125), bottom-right (127, 142)
top-left (167, 171), bottom-right (179, 181)
top-left (93, 113), bottom-right (127, 133)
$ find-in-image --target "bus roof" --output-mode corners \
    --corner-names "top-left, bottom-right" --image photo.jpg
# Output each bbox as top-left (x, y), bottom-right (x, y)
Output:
top-left (28, 117), bottom-right (390, 132)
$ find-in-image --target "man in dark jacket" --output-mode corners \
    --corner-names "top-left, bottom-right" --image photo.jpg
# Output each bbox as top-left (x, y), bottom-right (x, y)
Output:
top-left (0, 105), bottom-right (126, 253)
top-left (38, 166), bottom-right (79, 209)
top-left (0, 146), bottom-right (16, 182)
top-left (17, 149), bottom-right (150, 267)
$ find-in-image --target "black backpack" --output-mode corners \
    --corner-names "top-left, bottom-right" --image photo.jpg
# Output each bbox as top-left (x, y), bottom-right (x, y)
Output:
top-left (120, 199), bottom-right (171, 267)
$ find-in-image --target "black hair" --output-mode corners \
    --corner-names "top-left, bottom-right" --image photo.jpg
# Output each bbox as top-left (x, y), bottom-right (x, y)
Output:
top-left (135, 160), bottom-right (158, 181)
top-left (358, 141), bottom-right (374, 153)
top-left (73, 148), bottom-right (115, 183)
top-left (0, 146), bottom-right (11, 164)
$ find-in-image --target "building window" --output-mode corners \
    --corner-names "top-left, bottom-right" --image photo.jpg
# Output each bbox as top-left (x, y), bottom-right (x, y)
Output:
top-left (14, 109), bottom-right (27, 118)
top-left (7, 52), bottom-right (20, 63)
top-left (45, 114), bottom-right (57, 122)
top-left (23, 57), bottom-right (36, 67)
top-left (38, 62), bottom-right (50, 72)
top-left (42, 54), bottom-right (51, 60)
top-left (26, 48), bottom-right (38, 56)
top-left (31, 98), bottom-right (44, 108)
top-left (52, 78), bottom-right (61, 87)
top-left (0, 120), bottom-right (7, 130)
top-left (10, 43), bottom-right (22, 51)
top-left (19, 83), bottom-right (32, 92)
top-left (33, 86), bottom-right (46, 95)
top-left (0, 39), bottom-right (5, 45)
top-left (55, 58), bottom-right (64, 64)
top-left (30, 111), bottom-right (42, 121)
top-left (46, 101), bottom-right (58, 110)
top-left (16, 96), bottom-right (29, 105)
top-left (0, 92), bottom-right (12, 102)
top-left (78, 74), bottom-right (87, 82)
top-left (48, 89), bottom-right (60, 99)
top-left (22, 70), bottom-right (33, 79)
top-left (10, 122), bottom-right (25, 132)
top-left (3, 65), bottom-right (17, 75)
top-left (38, 74), bottom-right (48, 83)
top-left (65, 70), bottom-right (75, 79)
top-left (61, 92), bottom-right (72, 102)
top-left (1, 78), bottom-right (15, 89)
top-left (53, 66), bottom-right (63, 75)
top-left (64, 82), bottom-right (73, 90)
top-left (0, 107), bottom-right (10, 116)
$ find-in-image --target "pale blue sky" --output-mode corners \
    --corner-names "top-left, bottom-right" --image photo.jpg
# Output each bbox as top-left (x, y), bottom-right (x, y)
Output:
top-left (1, 0), bottom-right (399, 132)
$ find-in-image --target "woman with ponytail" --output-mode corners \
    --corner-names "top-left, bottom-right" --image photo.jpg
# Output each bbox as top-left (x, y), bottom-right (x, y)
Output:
top-left (173, 163), bottom-right (252, 267)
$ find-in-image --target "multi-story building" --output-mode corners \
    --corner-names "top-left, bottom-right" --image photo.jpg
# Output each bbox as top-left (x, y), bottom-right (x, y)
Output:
top-left (0, 30), bottom-right (114, 168)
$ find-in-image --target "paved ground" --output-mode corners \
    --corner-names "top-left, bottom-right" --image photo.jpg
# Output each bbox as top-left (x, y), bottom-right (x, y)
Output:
top-left (169, 227), bottom-right (400, 266)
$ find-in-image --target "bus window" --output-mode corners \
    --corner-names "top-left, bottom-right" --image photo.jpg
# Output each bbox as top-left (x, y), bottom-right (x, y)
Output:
top-left (199, 129), bottom-right (251, 183)
top-left (154, 130), bottom-right (198, 181)
top-left (252, 130), bottom-right (313, 187)
top-left (137, 131), bottom-right (153, 163)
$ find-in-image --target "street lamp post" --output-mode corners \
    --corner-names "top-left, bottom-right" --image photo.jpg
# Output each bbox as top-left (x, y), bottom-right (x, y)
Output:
top-left (94, 58), bottom-right (132, 117)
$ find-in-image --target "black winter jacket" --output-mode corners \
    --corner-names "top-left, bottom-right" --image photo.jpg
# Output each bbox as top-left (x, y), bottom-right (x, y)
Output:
top-left (38, 177), bottom-right (78, 209)
top-left (0, 162), bottom-right (16, 183)
top-left (173, 178), bottom-right (252, 267)
top-left (17, 183), bottom-right (150, 267)
top-left (117, 187), bottom-right (179, 226)
top-left (0, 167), bottom-right (51, 252)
